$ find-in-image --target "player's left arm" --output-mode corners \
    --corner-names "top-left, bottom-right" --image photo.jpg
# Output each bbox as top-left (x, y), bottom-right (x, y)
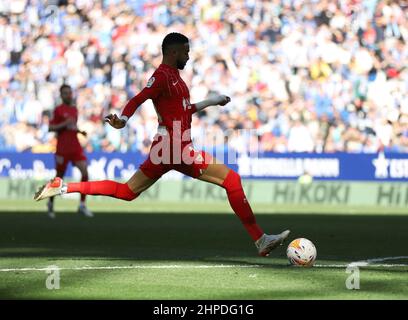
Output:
top-left (192, 95), bottom-right (231, 113)
top-left (69, 117), bottom-right (87, 136)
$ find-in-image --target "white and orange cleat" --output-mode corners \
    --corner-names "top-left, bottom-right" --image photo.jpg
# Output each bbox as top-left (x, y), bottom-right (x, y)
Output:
top-left (34, 177), bottom-right (65, 201)
top-left (255, 230), bottom-right (290, 257)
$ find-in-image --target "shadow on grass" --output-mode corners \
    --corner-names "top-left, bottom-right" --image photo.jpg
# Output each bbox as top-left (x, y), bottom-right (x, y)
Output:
top-left (0, 212), bottom-right (407, 263)
top-left (1, 211), bottom-right (408, 299)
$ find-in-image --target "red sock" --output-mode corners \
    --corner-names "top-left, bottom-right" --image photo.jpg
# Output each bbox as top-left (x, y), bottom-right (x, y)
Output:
top-left (222, 170), bottom-right (264, 241)
top-left (67, 180), bottom-right (138, 201)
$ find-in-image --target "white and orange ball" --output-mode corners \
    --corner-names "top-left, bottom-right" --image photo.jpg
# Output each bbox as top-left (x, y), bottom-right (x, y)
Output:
top-left (287, 238), bottom-right (317, 267)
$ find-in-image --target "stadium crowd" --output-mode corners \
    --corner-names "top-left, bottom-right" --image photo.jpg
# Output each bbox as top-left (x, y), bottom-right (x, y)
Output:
top-left (0, 0), bottom-right (407, 154)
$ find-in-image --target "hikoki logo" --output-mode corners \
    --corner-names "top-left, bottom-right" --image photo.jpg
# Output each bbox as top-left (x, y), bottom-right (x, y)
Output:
top-left (372, 152), bottom-right (408, 179)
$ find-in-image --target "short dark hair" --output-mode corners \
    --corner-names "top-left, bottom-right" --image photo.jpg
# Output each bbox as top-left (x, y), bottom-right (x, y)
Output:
top-left (60, 84), bottom-right (71, 92)
top-left (162, 33), bottom-right (189, 54)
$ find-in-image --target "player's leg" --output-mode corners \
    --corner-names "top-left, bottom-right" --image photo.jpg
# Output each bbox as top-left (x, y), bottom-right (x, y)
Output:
top-left (176, 150), bottom-right (264, 241)
top-left (176, 151), bottom-right (260, 239)
top-left (34, 154), bottom-right (166, 202)
top-left (63, 154), bottom-right (165, 200)
top-left (34, 169), bottom-right (156, 201)
top-left (47, 155), bottom-right (68, 218)
top-left (197, 160), bottom-right (264, 241)
top-left (69, 168), bottom-right (157, 199)
top-left (177, 147), bottom-right (290, 256)
top-left (198, 161), bottom-right (290, 256)
top-left (176, 151), bottom-right (265, 240)
top-left (73, 160), bottom-right (93, 217)
top-left (33, 134), bottom-right (171, 202)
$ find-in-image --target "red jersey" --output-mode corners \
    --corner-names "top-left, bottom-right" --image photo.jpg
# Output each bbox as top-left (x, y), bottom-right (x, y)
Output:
top-left (121, 63), bottom-right (196, 142)
top-left (50, 103), bottom-right (82, 154)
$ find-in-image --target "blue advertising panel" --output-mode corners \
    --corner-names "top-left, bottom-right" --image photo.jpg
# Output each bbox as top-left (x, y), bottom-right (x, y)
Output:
top-left (236, 152), bottom-right (408, 181)
top-left (0, 152), bottom-right (407, 181)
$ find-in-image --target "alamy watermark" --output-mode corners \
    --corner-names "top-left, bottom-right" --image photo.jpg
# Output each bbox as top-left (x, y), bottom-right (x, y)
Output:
top-left (149, 121), bottom-right (260, 165)
top-left (45, 265), bottom-right (60, 290)
top-left (345, 265), bottom-right (360, 290)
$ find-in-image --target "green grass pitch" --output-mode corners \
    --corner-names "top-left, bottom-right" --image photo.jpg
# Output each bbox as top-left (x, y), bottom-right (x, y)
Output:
top-left (0, 199), bottom-right (407, 299)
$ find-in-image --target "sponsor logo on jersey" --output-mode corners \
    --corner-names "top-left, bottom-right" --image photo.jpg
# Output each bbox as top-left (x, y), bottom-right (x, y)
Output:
top-left (146, 76), bottom-right (155, 88)
top-left (182, 97), bottom-right (192, 111)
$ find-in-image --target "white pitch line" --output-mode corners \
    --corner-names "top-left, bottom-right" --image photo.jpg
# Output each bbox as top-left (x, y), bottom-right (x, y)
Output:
top-left (1, 256), bottom-right (407, 272)
top-left (315, 264), bottom-right (408, 268)
top-left (314, 264), bottom-right (350, 268)
top-left (0, 264), bottom-right (262, 272)
top-left (316, 256), bottom-right (408, 268)
top-left (349, 256), bottom-right (408, 267)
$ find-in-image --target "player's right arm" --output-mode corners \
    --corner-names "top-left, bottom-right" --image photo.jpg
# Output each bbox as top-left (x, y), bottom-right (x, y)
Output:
top-left (105, 73), bottom-right (165, 129)
top-left (193, 95), bottom-right (231, 112)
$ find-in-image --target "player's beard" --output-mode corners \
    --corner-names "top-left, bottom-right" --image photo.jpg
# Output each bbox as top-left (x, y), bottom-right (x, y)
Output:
top-left (176, 60), bottom-right (186, 70)
top-left (62, 98), bottom-right (73, 105)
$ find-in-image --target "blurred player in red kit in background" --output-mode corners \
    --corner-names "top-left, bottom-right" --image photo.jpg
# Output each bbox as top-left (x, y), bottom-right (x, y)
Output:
top-left (47, 84), bottom-right (93, 218)
top-left (35, 33), bottom-right (289, 255)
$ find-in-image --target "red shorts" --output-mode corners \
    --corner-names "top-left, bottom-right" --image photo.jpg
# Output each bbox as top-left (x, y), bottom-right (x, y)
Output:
top-left (139, 137), bottom-right (212, 180)
top-left (55, 149), bottom-right (87, 174)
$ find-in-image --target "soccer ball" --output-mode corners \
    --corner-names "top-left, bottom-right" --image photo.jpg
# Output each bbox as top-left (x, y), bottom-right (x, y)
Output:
top-left (287, 238), bottom-right (317, 267)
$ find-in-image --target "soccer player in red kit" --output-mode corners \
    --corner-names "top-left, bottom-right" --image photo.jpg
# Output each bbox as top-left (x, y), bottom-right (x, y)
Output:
top-left (35, 33), bottom-right (289, 256)
top-left (47, 84), bottom-right (93, 218)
